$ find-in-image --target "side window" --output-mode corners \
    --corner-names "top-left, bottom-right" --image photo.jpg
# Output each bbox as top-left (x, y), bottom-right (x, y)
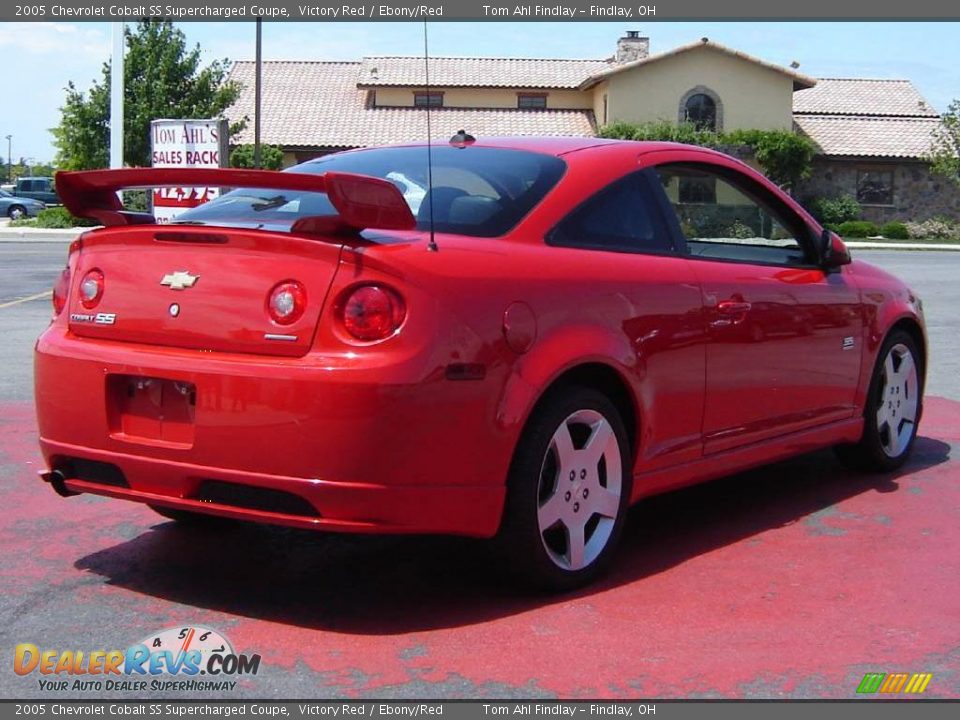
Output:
top-left (548, 174), bottom-right (674, 254)
top-left (654, 164), bottom-right (811, 266)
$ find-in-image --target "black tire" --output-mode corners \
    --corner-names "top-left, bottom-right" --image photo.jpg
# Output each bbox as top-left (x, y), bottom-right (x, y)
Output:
top-left (497, 386), bottom-right (633, 592)
top-left (835, 329), bottom-right (923, 472)
top-left (148, 504), bottom-right (233, 525)
top-left (7, 205), bottom-right (27, 220)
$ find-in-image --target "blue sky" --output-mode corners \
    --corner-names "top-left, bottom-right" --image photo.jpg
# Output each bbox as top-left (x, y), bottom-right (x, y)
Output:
top-left (2, 21), bottom-right (958, 163)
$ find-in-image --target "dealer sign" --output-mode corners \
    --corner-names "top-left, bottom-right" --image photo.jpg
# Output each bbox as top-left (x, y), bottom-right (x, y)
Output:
top-left (150, 118), bottom-right (229, 223)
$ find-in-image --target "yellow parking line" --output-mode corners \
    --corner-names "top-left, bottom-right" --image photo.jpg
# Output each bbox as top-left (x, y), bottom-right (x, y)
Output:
top-left (0, 290), bottom-right (52, 309)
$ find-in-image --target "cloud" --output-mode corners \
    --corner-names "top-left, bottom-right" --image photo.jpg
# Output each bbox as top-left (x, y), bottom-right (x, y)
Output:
top-left (0, 21), bottom-right (107, 58)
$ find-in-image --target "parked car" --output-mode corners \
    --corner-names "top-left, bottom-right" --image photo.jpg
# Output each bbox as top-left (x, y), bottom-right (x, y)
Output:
top-left (35, 138), bottom-right (925, 590)
top-left (0, 188), bottom-right (45, 219)
top-left (14, 176), bottom-right (59, 205)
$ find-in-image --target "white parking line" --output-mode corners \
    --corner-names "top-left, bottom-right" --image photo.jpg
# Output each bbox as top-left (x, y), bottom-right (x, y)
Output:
top-left (0, 290), bottom-right (52, 309)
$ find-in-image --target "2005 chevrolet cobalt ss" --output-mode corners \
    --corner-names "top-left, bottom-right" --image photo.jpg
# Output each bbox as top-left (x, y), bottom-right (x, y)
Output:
top-left (35, 138), bottom-right (925, 589)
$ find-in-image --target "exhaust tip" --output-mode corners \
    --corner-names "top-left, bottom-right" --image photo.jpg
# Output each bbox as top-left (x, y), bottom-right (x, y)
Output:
top-left (41, 468), bottom-right (81, 497)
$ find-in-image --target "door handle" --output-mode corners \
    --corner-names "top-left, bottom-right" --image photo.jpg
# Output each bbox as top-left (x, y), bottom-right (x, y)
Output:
top-left (717, 300), bottom-right (752, 314)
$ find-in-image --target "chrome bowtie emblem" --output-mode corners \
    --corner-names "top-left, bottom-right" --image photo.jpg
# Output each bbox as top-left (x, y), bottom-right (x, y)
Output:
top-left (160, 271), bottom-right (199, 291)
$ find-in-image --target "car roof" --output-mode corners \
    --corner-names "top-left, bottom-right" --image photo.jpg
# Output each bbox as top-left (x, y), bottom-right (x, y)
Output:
top-left (334, 136), bottom-right (726, 159)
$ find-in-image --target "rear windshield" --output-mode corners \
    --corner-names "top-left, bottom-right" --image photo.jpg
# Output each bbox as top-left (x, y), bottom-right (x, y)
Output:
top-left (173, 146), bottom-right (566, 238)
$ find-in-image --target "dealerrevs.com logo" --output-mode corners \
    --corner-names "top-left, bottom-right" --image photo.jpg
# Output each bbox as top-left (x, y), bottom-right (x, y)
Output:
top-left (14, 626), bottom-right (260, 693)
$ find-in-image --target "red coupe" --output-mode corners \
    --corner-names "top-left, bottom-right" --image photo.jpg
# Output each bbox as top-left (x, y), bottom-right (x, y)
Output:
top-left (35, 138), bottom-right (926, 589)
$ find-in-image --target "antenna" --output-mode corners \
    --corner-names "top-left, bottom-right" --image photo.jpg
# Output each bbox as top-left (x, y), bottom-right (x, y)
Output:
top-left (422, 20), bottom-right (438, 252)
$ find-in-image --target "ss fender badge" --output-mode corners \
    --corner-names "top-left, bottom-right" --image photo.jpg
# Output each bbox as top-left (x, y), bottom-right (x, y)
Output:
top-left (70, 312), bottom-right (117, 325)
top-left (842, 336), bottom-right (855, 350)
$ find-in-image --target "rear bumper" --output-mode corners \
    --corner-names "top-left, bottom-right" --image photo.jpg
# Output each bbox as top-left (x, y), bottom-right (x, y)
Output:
top-left (40, 439), bottom-right (503, 536)
top-left (35, 327), bottom-right (513, 538)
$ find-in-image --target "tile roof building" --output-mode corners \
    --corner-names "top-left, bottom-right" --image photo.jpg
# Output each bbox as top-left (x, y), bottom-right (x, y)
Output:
top-left (225, 33), bottom-right (957, 222)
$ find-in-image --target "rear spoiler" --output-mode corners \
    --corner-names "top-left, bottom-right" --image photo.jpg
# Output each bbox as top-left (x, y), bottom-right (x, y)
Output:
top-left (55, 167), bottom-right (417, 231)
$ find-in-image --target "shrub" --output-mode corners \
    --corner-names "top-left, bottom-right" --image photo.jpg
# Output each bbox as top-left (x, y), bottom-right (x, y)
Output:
top-left (230, 143), bottom-right (285, 170)
top-left (806, 195), bottom-right (861, 226)
top-left (124, 189), bottom-right (150, 213)
top-left (837, 220), bottom-right (880, 238)
top-left (597, 121), bottom-right (814, 188)
top-left (30, 206), bottom-right (97, 229)
top-left (747, 130), bottom-right (816, 188)
top-left (905, 217), bottom-right (960, 240)
top-left (727, 219), bottom-right (754, 239)
top-left (880, 221), bottom-right (909, 240)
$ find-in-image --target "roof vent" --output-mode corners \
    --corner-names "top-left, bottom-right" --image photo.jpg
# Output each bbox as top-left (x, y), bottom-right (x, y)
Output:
top-left (790, 61), bottom-right (801, 69)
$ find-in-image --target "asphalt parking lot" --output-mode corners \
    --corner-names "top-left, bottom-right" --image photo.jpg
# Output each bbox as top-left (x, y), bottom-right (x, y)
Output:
top-left (1, 243), bottom-right (957, 699)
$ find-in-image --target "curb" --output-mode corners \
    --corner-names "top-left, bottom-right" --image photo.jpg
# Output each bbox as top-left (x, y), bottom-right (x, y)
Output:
top-left (845, 242), bottom-right (960, 251)
top-left (0, 227), bottom-right (90, 243)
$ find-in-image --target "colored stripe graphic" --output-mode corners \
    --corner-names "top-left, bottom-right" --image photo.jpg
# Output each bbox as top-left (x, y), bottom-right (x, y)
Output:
top-left (857, 673), bottom-right (885, 693)
top-left (904, 673), bottom-right (933, 694)
top-left (880, 673), bottom-right (909, 693)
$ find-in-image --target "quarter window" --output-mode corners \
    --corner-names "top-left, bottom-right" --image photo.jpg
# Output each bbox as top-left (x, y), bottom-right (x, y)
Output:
top-left (655, 164), bottom-right (810, 266)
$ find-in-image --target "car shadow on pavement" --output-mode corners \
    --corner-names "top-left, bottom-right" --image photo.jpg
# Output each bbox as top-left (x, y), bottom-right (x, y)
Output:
top-left (74, 435), bottom-right (950, 634)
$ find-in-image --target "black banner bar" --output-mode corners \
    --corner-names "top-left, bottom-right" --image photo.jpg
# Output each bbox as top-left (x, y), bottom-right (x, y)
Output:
top-left (3, 0), bottom-right (960, 22)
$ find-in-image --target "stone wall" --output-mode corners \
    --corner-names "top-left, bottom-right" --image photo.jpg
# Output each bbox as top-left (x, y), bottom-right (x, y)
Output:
top-left (796, 158), bottom-right (960, 224)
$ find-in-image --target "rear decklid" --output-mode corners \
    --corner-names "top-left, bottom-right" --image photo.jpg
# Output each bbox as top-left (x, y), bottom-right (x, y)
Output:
top-left (68, 226), bottom-right (341, 357)
top-left (57, 167), bottom-right (415, 358)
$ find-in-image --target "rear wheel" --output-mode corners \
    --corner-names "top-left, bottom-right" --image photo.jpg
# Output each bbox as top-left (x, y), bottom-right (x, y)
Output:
top-left (835, 330), bottom-right (922, 471)
top-left (498, 386), bottom-right (632, 591)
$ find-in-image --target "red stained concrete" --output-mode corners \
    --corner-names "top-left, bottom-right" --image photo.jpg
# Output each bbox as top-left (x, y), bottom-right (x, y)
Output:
top-left (1, 398), bottom-right (957, 698)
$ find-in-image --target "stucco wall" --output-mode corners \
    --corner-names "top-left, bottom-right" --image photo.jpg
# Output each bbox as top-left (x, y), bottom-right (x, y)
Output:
top-left (592, 81), bottom-right (610, 126)
top-left (602, 46), bottom-right (795, 132)
top-left (373, 87), bottom-right (592, 109)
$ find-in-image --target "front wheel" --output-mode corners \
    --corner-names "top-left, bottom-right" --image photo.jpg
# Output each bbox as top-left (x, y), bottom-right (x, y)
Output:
top-left (497, 386), bottom-right (632, 591)
top-left (7, 205), bottom-right (27, 220)
top-left (836, 330), bottom-right (922, 471)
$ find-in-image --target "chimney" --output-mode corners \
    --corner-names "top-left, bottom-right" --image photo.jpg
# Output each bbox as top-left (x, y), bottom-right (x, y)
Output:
top-left (616, 30), bottom-right (649, 64)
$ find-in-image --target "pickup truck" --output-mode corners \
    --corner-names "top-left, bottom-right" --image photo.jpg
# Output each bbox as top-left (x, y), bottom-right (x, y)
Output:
top-left (13, 177), bottom-right (59, 205)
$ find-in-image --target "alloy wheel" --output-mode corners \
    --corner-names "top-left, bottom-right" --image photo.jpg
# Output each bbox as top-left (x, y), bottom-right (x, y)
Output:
top-left (876, 342), bottom-right (919, 458)
top-left (536, 409), bottom-right (623, 571)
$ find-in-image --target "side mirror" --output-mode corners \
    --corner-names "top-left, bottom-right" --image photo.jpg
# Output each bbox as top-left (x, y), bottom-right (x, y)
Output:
top-left (819, 229), bottom-right (852, 269)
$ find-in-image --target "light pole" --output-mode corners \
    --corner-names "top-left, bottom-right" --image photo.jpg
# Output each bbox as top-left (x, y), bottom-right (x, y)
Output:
top-left (4, 135), bottom-right (10, 184)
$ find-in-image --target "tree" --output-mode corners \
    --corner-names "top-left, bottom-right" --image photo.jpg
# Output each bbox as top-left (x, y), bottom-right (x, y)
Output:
top-left (929, 99), bottom-right (960, 187)
top-left (52, 20), bottom-right (241, 170)
top-left (230, 144), bottom-right (285, 170)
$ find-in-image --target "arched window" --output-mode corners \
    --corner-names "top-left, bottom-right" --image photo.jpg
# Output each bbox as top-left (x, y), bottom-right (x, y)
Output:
top-left (679, 87), bottom-right (723, 132)
top-left (684, 93), bottom-right (717, 131)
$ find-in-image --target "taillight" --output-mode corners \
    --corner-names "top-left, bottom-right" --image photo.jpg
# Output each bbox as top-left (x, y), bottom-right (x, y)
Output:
top-left (79, 269), bottom-right (104, 309)
top-left (341, 285), bottom-right (405, 341)
top-left (267, 280), bottom-right (307, 325)
top-left (52, 267), bottom-right (71, 316)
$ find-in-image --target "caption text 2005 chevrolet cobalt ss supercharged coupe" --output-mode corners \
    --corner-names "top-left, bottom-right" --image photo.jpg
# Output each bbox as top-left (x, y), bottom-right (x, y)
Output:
top-left (35, 138), bottom-right (925, 589)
